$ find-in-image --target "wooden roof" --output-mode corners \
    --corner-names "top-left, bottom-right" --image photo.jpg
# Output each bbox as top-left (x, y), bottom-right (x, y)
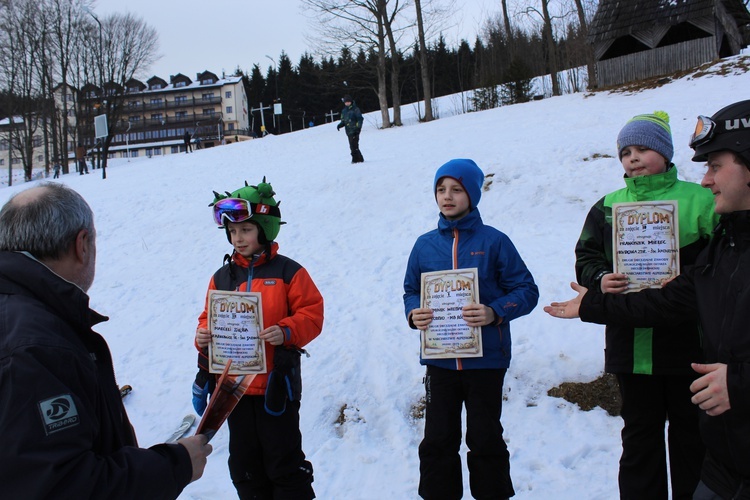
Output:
top-left (588, 0), bottom-right (750, 43)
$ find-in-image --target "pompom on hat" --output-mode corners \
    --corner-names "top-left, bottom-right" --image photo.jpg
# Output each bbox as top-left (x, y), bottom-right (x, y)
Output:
top-left (617, 111), bottom-right (674, 162)
top-left (433, 159), bottom-right (485, 210)
top-left (210, 177), bottom-right (285, 242)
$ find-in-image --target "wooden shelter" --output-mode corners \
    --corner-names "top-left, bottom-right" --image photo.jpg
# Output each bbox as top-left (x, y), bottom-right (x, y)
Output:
top-left (588, 0), bottom-right (750, 88)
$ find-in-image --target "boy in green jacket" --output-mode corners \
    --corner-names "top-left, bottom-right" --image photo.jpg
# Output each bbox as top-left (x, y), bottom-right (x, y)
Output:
top-left (575, 111), bottom-right (718, 499)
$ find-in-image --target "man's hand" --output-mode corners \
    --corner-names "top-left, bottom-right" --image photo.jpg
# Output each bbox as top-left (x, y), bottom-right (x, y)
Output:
top-left (462, 303), bottom-right (496, 326)
top-left (690, 363), bottom-right (731, 416)
top-left (410, 308), bottom-right (433, 330)
top-left (195, 328), bottom-right (211, 348)
top-left (542, 282), bottom-right (588, 319)
top-left (600, 273), bottom-right (629, 294)
top-left (259, 325), bottom-right (285, 346)
top-left (178, 434), bottom-right (213, 482)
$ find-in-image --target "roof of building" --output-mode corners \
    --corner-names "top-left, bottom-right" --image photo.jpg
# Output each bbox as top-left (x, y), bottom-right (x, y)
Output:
top-left (588, 0), bottom-right (750, 43)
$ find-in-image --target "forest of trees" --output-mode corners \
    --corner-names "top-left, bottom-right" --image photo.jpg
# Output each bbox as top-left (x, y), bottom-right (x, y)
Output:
top-left (3, 0), bottom-right (747, 179)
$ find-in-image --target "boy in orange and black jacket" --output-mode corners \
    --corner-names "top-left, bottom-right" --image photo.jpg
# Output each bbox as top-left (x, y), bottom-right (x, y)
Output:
top-left (192, 178), bottom-right (324, 499)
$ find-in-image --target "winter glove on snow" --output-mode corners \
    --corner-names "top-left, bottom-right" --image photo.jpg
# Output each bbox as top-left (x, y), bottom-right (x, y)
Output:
top-left (265, 346), bottom-right (304, 415)
top-left (337, 123), bottom-right (343, 131)
top-left (192, 368), bottom-right (216, 416)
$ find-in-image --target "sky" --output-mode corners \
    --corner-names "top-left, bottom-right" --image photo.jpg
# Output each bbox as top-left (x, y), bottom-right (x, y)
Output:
top-left (3, 55), bottom-right (750, 498)
top-left (93, 0), bottom-right (500, 81)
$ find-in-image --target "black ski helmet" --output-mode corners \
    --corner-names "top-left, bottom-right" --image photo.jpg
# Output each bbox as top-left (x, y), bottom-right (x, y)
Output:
top-left (691, 99), bottom-right (750, 167)
top-left (342, 94), bottom-right (352, 103)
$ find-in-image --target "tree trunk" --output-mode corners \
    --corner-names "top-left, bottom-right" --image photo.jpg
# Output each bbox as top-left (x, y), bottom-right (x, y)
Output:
top-left (541, 0), bottom-right (561, 96)
top-left (414, 0), bottom-right (433, 121)
top-left (572, 0), bottom-right (597, 89)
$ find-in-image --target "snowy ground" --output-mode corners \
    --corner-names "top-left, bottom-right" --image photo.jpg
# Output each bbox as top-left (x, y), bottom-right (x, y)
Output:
top-left (2, 56), bottom-right (749, 499)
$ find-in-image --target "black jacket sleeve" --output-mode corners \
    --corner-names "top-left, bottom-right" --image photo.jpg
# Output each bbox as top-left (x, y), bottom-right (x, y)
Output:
top-left (0, 344), bottom-right (192, 499)
top-left (575, 198), bottom-right (612, 292)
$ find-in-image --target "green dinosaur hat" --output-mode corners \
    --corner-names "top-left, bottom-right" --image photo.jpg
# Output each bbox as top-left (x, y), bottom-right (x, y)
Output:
top-left (210, 177), bottom-right (285, 242)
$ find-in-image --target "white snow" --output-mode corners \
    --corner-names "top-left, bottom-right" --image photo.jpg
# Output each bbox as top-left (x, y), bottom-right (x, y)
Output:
top-left (3, 57), bottom-right (749, 499)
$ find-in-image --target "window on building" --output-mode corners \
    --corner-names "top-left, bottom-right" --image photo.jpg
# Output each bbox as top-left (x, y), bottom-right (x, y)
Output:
top-left (201, 78), bottom-right (215, 85)
top-left (0, 140), bottom-right (8, 151)
top-left (128, 86), bottom-right (139, 93)
top-left (37, 155), bottom-right (43, 162)
top-left (174, 81), bottom-right (186, 88)
top-left (151, 114), bottom-right (163, 122)
top-left (226, 106), bottom-right (233, 114)
top-left (149, 83), bottom-right (163, 90)
top-left (225, 91), bottom-right (232, 98)
top-left (33, 136), bottom-right (42, 147)
top-left (202, 93), bottom-right (214, 101)
top-left (150, 98), bottom-right (162, 105)
top-left (130, 150), bottom-right (139, 157)
top-left (175, 111), bottom-right (187, 118)
top-left (129, 101), bottom-right (141, 108)
top-left (228, 123), bottom-right (235, 131)
top-left (175, 95), bottom-right (187, 104)
top-left (153, 148), bottom-right (162, 155)
top-left (203, 109), bottom-right (215, 116)
top-left (12, 158), bottom-right (21, 165)
top-left (171, 146), bottom-right (179, 154)
top-left (129, 116), bottom-right (141, 122)
top-left (0, 159), bottom-right (4, 166)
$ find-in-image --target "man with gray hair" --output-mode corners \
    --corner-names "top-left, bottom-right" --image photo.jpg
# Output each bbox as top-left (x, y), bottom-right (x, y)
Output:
top-left (0, 182), bottom-right (212, 498)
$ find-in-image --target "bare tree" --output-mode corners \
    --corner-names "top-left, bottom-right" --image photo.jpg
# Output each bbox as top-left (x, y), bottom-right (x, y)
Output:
top-left (303, 0), bottom-right (409, 128)
top-left (523, 0), bottom-right (562, 96)
top-left (0, 0), bottom-right (45, 181)
top-left (45, 0), bottom-right (88, 173)
top-left (413, 0), bottom-right (433, 121)
top-left (81, 11), bottom-right (158, 172)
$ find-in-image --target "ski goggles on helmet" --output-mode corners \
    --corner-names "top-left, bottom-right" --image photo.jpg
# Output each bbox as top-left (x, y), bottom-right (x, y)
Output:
top-left (212, 198), bottom-right (253, 225)
top-left (689, 115), bottom-right (716, 149)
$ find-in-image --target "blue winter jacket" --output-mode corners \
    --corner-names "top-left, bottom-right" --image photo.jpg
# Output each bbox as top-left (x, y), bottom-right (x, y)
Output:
top-left (403, 209), bottom-right (539, 370)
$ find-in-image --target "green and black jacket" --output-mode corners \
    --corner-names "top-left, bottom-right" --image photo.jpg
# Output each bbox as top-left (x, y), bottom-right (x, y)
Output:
top-left (575, 166), bottom-right (718, 375)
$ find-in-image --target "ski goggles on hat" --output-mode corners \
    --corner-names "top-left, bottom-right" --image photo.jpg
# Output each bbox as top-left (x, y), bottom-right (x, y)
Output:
top-left (213, 198), bottom-right (253, 225)
top-left (212, 197), bottom-right (281, 226)
top-left (689, 115), bottom-right (716, 149)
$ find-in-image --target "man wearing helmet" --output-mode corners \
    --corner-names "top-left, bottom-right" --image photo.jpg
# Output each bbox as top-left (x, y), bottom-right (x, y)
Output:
top-left (543, 100), bottom-right (750, 499)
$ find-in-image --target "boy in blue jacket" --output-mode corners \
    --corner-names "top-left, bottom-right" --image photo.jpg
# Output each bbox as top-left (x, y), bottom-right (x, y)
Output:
top-left (403, 159), bottom-right (539, 499)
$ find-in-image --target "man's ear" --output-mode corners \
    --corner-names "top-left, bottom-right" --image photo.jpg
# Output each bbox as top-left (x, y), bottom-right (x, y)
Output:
top-left (73, 229), bottom-right (91, 264)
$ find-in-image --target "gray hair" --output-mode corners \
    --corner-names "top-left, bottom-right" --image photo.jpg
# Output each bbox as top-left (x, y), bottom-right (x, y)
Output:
top-left (0, 182), bottom-right (94, 259)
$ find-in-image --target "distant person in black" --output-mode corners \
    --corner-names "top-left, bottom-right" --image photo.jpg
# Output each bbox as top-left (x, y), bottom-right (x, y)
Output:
top-left (337, 95), bottom-right (364, 164)
top-left (184, 131), bottom-right (193, 153)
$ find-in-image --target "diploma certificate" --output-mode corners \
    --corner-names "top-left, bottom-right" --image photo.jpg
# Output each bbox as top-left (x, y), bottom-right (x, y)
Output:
top-left (208, 290), bottom-right (267, 375)
top-left (420, 268), bottom-right (482, 359)
top-left (612, 201), bottom-right (680, 292)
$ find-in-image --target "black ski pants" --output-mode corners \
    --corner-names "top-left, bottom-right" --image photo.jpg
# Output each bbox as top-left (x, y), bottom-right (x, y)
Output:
top-left (227, 395), bottom-right (314, 500)
top-left (616, 373), bottom-right (704, 500)
top-left (347, 133), bottom-right (363, 163)
top-left (419, 365), bottom-right (513, 500)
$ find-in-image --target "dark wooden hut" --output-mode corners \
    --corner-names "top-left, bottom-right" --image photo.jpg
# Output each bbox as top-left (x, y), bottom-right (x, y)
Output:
top-left (588, 0), bottom-right (750, 88)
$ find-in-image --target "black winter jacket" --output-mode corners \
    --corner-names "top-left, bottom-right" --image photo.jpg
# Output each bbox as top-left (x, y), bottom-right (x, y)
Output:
top-left (581, 211), bottom-right (750, 497)
top-left (0, 251), bottom-right (192, 499)
top-left (338, 102), bottom-right (363, 137)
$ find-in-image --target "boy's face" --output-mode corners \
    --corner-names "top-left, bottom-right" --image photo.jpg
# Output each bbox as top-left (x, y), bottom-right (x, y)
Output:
top-left (436, 177), bottom-right (471, 220)
top-left (620, 146), bottom-right (668, 177)
top-left (701, 151), bottom-right (750, 214)
top-left (227, 220), bottom-right (263, 258)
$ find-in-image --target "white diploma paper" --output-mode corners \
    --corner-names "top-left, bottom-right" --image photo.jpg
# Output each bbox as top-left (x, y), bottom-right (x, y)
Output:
top-left (612, 200), bottom-right (680, 292)
top-left (420, 268), bottom-right (483, 359)
top-left (208, 290), bottom-right (267, 375)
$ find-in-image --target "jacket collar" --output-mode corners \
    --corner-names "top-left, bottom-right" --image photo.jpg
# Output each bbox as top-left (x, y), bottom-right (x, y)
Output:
top-left (0, 251), bottom-right (108, 330)
top-left (437, 208), bottom-right (483, 234)
top-left (231, 242), bottom-right (279, 268)
top-left (622, 164), bottom-right (678, 200)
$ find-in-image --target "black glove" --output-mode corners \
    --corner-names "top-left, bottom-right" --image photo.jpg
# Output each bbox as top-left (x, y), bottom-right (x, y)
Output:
top-left (337, 123), bottom-right (343, 131)
top-left (265, 346), bottom-right (304, 415)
